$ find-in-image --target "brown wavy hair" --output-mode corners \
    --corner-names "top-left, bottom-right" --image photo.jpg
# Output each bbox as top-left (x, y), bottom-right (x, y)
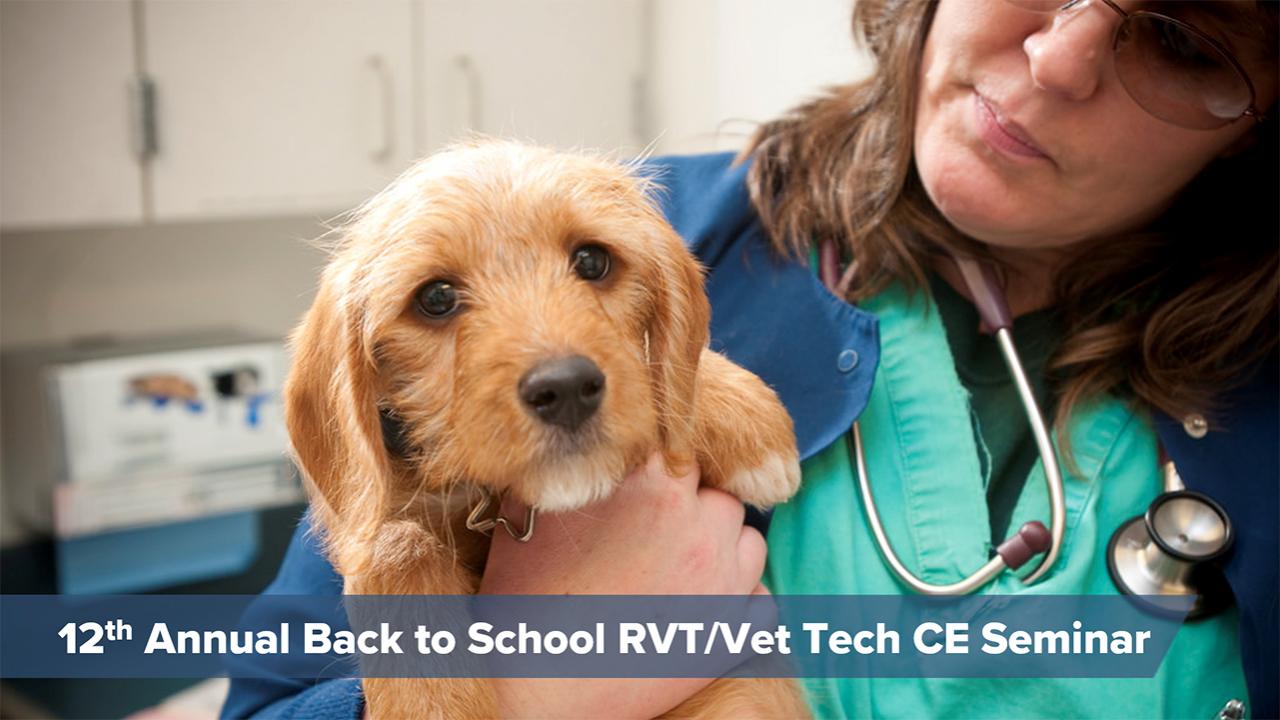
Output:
top-left (743, 0), bottom-right (1279, 433)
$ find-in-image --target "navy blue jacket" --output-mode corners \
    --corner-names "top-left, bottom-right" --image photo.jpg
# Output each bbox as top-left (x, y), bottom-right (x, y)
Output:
top-left (222, 152), bottom-right (1278, 719)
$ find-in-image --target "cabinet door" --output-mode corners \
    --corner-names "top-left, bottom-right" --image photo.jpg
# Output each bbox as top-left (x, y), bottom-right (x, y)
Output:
top-left (420, 0), bottom-right (646, 156)
top-left (143, 1), bottom-right (414, 221)
top-left (0, 1), bottom-right (143, 230)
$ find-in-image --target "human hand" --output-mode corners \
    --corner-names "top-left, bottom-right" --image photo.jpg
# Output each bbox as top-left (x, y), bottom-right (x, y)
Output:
top-left (479, 452), bottom-right (770, 718)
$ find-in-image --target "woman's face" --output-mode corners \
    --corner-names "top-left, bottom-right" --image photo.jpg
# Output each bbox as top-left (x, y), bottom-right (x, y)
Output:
top-left (914, 0), bottom-right (1277, 250)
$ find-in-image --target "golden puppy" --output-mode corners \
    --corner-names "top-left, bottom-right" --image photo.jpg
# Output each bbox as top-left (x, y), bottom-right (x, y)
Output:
top-left (285, 140), bottom-right (805, 718)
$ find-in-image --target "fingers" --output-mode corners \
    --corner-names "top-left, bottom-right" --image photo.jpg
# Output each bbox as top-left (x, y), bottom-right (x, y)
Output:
top-left (628, 451), bottom-right (699, 492)
top-left (736, 525), bottom-right (768, 594)
top-left (697, 485), bottom-right (747, 537)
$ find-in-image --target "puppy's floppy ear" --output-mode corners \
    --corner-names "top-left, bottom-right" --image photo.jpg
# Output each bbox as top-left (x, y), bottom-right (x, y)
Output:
top-left (284, 270), bottom-right (390, 577)
top-left (646, 224), bottom-right (711, 464)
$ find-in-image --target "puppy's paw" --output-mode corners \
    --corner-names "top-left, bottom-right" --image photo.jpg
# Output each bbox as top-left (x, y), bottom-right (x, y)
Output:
top-left (694, 350), bottom-right (801, 509)
top-left (723, 450), bottom-right (802, 509)
top-left (713, 389), bottom-right (801, 508)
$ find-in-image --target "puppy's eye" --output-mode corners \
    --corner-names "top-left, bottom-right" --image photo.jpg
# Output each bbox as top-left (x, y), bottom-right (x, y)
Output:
top-left (572, 245), bottom-right (610, 281)
top-left (415, 280), bottom-right (459, 318)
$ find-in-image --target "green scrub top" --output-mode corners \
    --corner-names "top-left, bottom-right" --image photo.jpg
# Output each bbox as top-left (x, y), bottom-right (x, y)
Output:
top-left (763, 283), bottom-right (1249, 719)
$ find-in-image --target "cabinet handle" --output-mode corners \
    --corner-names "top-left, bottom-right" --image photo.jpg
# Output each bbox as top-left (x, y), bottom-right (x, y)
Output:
top-left (631, 74), bottom-right (649, 146)
top-left (129, 74), bottom-right (159, 162)
top-left (454, 54), bottom-right (483, 132)
top-left (367, 55), bottom-right (394, 163)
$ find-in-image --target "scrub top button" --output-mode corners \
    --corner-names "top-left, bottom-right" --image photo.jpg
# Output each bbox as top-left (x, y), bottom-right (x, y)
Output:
top-left (1183, 413), bottom-right (1209, 439)
top-left (837, 349), bottom-right (859, 373)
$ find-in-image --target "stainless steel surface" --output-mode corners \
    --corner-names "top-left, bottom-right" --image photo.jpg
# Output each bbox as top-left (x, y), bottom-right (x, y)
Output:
top-left (995, 328), bottom-right (1065, 584)
top-left (1151, 496), bottom-right (1228, 559)
top-left (1109, 516), bottom-right (1204, 614)
top-left (1162, 460), bottom-right (1186, 493)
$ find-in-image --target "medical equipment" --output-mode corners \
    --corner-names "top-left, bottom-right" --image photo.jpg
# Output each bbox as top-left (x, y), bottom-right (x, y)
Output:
top-left (0, 333), bottom-right (299, 593)
top-left (822, 248), bottom-right (1061, 594)
top-left (823, 244), bottom-right (1238, 611)
top-left (1107, 457), bottom-right (1235, 619)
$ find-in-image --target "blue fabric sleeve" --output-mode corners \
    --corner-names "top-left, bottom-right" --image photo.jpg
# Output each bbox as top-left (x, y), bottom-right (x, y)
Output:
top-left (640, 151), bottom-right (751, 264)
top-left (233, 679), bottom-right (363, 720)
top-left (1155, 355), bottom-right (1279, 720)
top-left (219, 514), bottom-right (361, 720)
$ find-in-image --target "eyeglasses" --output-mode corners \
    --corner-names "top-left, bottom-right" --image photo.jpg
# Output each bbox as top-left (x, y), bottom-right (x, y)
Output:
top-left (1005, 0), bottom-right (1267, 130)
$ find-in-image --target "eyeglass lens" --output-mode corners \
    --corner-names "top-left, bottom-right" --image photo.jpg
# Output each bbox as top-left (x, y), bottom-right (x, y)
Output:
top-left (1003, 0), bottom-right (1254, 129)
top-left (1114, 14), bottom-right (1252, 129)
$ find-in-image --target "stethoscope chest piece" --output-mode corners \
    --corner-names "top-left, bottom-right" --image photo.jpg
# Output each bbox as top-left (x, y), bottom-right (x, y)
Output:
top-left (1107, 490), bottom-right (1234, 619)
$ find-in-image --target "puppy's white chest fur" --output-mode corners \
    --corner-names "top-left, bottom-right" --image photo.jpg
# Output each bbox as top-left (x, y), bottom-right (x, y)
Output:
top-left (529, 455), bottom-right (622, 512)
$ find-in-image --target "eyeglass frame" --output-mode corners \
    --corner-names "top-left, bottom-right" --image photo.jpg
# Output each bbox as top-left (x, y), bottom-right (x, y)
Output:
top-left (1014, 0), bottom-right (1268, 127)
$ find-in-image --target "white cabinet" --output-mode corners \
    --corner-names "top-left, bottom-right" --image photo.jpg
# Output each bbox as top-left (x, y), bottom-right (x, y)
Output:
top-left (0, 1), bottom-right (143, 230)
top-left (142, 1), bottom-right (415, 221)
top-left (420, 0), bottom-right (646, 155)
top-left (0, 1), bottom-right (648, 230)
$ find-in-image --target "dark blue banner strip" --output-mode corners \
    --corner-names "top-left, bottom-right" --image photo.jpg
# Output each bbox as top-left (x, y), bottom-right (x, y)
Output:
top-left (0, 594), bottom-right (1191, 679)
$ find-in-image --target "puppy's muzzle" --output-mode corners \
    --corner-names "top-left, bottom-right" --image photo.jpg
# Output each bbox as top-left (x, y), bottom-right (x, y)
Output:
top-left (518, 355), bottom-right (605, 431)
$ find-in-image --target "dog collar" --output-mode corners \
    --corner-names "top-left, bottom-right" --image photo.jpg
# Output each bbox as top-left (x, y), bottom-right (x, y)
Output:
top-left (465, 489), bottom-right (536, 543)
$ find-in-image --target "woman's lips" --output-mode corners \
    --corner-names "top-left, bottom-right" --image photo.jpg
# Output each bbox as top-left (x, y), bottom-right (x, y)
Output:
top-left (973, 92), bottom-right (1051, 162)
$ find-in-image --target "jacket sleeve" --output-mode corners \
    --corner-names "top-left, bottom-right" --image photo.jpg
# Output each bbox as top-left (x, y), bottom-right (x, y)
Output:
top-left (644, 151), bottom-right (880, 463)
top-left (641, 151), bottom-right (753, 266)
top-left (219, 514), bottom-right (364, 720)
top-left (1155, 354), bottom-right (1279, 720)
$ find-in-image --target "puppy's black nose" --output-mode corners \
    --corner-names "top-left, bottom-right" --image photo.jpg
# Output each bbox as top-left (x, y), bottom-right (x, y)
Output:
top-left (518, 356), bottom-right (605, 431)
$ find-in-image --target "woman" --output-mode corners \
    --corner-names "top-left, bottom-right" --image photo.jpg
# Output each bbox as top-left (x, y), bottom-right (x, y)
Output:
top-left (223, 0), bottom-right (1278, 717)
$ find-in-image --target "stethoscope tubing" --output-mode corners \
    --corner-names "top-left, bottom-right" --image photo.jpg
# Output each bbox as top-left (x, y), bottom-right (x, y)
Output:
top-left (842, 252), bottom-right (1067, 594)
top-left (994, 327), bottom-right (1066, 584)
top-left (852, 421), bottom-right (1012, 594)
top-left (831, 243), bottom-right (1229, 615)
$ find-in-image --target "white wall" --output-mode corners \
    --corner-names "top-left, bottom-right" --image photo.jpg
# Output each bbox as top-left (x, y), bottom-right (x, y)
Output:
top-left (648, 0), bottom-right (873, 155)
top-left (0, 216), bottom-right (328, 350)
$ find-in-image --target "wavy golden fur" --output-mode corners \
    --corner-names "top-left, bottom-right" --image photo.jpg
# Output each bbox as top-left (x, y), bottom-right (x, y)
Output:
top-left (285, 141), bottom-right (805, 718)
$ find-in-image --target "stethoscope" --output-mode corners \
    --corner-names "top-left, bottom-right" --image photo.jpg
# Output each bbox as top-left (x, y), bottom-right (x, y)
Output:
top-left (819, 241), bottom-right (1236, 615)
top-left (1107, 455), bottom-right (1235, 619)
